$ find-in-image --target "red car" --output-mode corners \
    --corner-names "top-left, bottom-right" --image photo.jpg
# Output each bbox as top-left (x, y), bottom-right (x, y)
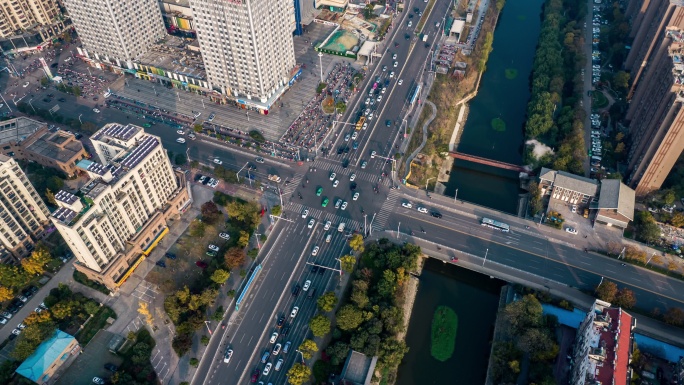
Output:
top-left (450, 257), bottom-right (459, 263)
top-left (250, 369), bottom-right (259, 383)
top-left (196, 260), bottom-right (208, 269)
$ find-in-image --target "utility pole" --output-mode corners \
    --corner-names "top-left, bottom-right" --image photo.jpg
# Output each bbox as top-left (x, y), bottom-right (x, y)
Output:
top-left (482, 248), bottom-right (489, 266)
top-left (254, 232), bottom-right (261, 249)
top-left (318, 52), bottom-right (324, 83)
top-left (363, 214), bottom-right (367, 236)
top-left (397, 222), bottom-right (400, 238)
top-left (369, 213), bottom-right (376, 235)
top-left (454, 188), bottom-right (458, 203)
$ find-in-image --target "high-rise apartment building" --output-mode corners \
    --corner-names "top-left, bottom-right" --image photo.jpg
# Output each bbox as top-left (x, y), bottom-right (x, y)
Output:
top-left (0, 155), bottom-right (51, 263)
top-left (61, 0), bottom-right (166, 61)
top-left (189, 0), bottom-right (296, 106)
top-left (625, 24), bottom-right (684, 196)
top-left (50, 123), bottom-right (190, 290)
top-left (0, 0), bottom-right (60, 38)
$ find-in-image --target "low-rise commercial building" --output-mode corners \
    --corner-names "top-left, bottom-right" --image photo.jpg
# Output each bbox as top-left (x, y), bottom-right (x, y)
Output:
top-left (595, 179), bottom-right (636, 229)
top-left (570, 299), bottom-right (636, 385)
top-left (0, 154), bottom-right (51, 263)
top-left (15, 330), bottom-right (80, 384)
top-left (539, 167), bottom-right (599, 205)
top-left (51, 123), bottom-right (190, 290)
top-left (0, 117), bottom-right (87, 177)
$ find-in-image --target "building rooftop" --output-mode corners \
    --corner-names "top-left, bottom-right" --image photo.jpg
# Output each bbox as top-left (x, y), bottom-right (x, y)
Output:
top-left (539, 167), bottom-right (599, 196)
top-left (593, 308), bottom-right (632, 385)
top-left (340, 350), bottom-right (377, 385)
top-left (24, 130), bottom-right (85, 163)
top-left (597, 179), bottom-right (635, 221)
top-left (92, 123), bottom-right (141, 142)
top-left (54, 190), bottom-right (78, 205)
top-left (0, 117), bottom-right (44, 146)
top-left (120, 135), bottom-right (160, 169)
top-left (135, 35), bottom-right (206, 80)
top-left (52, 207), bottom-right (78, 225)
top-left (15, 330), bottom-right (76, 382)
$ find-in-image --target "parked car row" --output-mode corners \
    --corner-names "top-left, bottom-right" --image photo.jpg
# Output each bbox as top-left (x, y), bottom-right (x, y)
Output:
top-left (195, 174), bottom-right (219, 189)
top-left (590, 7), bottom-right (603, 85)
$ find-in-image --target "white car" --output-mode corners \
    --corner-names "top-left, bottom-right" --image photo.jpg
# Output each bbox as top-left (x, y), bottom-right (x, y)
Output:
top-left (302, 209), bottom-right (309, 218)
top-left (329, 172), bottom-right (336, 181)
top-left (361, 161), bottom-right (367, 169)
top-left (269, 332), bottom-right (278, 343)
top-left (308, 219), bottom-right (315, 229)
top-left (324, 221), bottom-right (331, 230)
top-left (565, 227), bottom-right (578, 234)
top-left (219, 233), bottom-right (230, 240)
top-left (350, 173), bottom-right (356, 181)
top-left (401, 202), bottom-right (412, 209)
top-left (263, 363), bottom-right (272, 376)
top-left (351, 132), bottom-right (358, 140)
top-left (371, 151), bottom-right (377, 158)
top-left (22, 82), bottom-right (29, 88)
top-left (177, 129), bottom-right (185, 135)
top-left (365, 97), bottom-right (371, 105)
top-left (571, 205), bottom-right (577, 213)
top-left (335, 199), bottom-right (342, 209)
top-left (93, 108), bottom-right (100, 113)
top-left (393, 61), bottom-right (398, 68)
top-left (272, 343), bottom-right (282, 356)
top-left (11, 329), bottom-right (21, 336)
top-left (213, 158), bottom-right (222, 165)
top-left (390, 71), bottom-right (395, 78)
top-left (333, 180), bottom-right (339, 188)
top-left (312, 246), bottom-right (319, 256)
top-left (393, 53), bottom-right (397, 60)
top-left (223, 348), bottom-right (233, 363)
top-left (377, 95), bottom-right (383, 102)
top-left (208, 244), bottom-right (219, 251)
top-left (398, 79), bottom-right (403, 85)
top-left (362, 122), bottom-right (368, 130)
top-left (417, 207), bottom-right (428, 213)
top-left (256, 157), bottom-right (265, 163)
top-left (290, 307), bottom-right (299, 318)
top-left (341, 201), bottom-right (348, 210)
top-left (344, 133), bottom-right (350, 142)
top-left (303, 280), bottom-right (311, 291)
top-left (382, 87), bottom-right (387, 94)
top-left (176, 138), bottom-right (186, 144)
top-left (353, 192), bottom-right (359, 201)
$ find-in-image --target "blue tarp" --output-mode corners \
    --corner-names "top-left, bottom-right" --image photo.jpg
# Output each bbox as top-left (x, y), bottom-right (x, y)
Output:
top-left (542, 304), bottom-right (586, 328)
top-left (634, 334), bottom-right (684, 362)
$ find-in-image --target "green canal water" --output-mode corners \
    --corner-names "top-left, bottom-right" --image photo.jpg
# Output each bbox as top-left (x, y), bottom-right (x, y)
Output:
top-left (396, 259), bottom-right (504, 385)
top-left (444, 0), bottom-right (546, 214)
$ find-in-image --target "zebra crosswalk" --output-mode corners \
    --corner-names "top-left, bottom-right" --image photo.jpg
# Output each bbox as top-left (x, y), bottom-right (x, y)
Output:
top-left (312, 159), bottom-right (392, 187)
top-left (286, 202), bottom-right (365, 233)
top-left (281, 173), bottom-right (304, 197)
top-left (372, 188), bottom-right (401, 232)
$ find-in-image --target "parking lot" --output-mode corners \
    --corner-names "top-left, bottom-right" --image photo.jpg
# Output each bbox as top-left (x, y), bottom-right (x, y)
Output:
top-left (55, 330), bottom-right (123, 385)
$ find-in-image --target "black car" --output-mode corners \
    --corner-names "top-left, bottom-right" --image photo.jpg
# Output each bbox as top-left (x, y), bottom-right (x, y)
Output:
top-left (28, 286), bottom-right (38, 294)
top-left (277, 315), bottom-right (285, 328)
top-left (431, 212), bottom-right (443, 218)
top-left (405, 34), bottom-right (410, 40)
top-left (385, 119), bottom-right (391, 127)
top-left (344, 146), bottom-right (350, 153)
top-left (7, 305), bottom-right (19, 314)
top-left (58, 98), bottom-right (66, 102)
top-left (43, 98), bottom-right (51, 103)
top-left (350, 182), bottom-right (357, 191)
top-left (156, 260), bottom-right (166, 268)
top-left (165, 252), bottom-right (177, 260)
top-left (311, 264), bottom-right (319, 273)
top-left (281, 326), bottom-right (290, 336)
top-left (337, 147), bottom-right (344, 155)
top-left (104, 363), bottom-right (118, 372)
top-left (342, 159), bottom-right (349, 168)
top-left (47, 94), bottom-right (54, 97)
top-left (292, 284), bottom-right (301, 297)
top-left (318, 264), bottom-right (325, 275)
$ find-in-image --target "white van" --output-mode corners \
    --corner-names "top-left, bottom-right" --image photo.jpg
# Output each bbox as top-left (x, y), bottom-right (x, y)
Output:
top-left (326, 234), bottom-right (332, 243)
top-left (591, 155), bottom-right (602, 162)
top-left (338, 223), bottom-right (346, 232)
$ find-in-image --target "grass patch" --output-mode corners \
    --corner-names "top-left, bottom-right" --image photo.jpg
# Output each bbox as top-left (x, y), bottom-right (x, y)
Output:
top-left (76, 306), bottom-right (117, 345)
top-left (431, 306), bottom-right (458, 362)
top-left (592, 91), bottom-right (609, 109)
top-left (491, 117), bottom-right (506, 132)
top-left (504, 68), bottom-right (518, 79)
top-left (73, 270), bottom-right (111, 295)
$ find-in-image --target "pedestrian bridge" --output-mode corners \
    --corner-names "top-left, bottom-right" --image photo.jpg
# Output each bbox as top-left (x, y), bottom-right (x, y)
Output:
top-left (449, 152), bottom-right (530, 173)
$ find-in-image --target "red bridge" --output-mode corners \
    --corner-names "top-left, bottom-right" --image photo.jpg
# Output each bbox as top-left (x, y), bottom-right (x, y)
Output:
top-left (450, 152), bottom-right (529, 173)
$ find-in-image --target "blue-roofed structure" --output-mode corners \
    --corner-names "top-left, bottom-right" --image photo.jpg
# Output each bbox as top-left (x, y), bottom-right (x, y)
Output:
top-left (16, 330), bottom-right (80, 384)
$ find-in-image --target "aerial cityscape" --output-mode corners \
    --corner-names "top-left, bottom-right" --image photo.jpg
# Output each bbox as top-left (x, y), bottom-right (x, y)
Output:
top-left (2, 0), bottom-right (684, 384)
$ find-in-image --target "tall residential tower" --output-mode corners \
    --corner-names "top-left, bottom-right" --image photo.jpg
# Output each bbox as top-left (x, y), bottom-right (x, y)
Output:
top-left (0, 0), bottom-right (61, 38)
top-left (189, 0), bottom-right (296, 106)
top-left (61, 0), bottom-right (166, 62)
top-left (50, 124), bottom-right (190, 290)
top-left (0, 155), bottom-right (51, 263)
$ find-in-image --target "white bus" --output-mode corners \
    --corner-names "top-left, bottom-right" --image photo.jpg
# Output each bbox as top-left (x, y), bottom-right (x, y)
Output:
top-left (481, 217), bottom-right (510, 232)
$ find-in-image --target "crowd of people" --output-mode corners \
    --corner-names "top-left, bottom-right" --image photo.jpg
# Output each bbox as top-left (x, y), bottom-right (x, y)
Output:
top-left (106, 95), bottom-right (194, 128)
top-left (56, 67), bottom-right (111, 99)
top-left (281, 62), bottom-right (356, 150)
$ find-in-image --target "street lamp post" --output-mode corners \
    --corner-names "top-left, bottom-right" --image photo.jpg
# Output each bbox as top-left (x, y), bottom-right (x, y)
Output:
top-left (78, 114), bottom-right (83, 124)
top-left (203, 321), bottom-right (212, 335)
top-left (369, 213), bottom-right (376, 235)
top-left (318, 52), bottom-right (324, 83)
top-left (363, 214), bottom-right (367, 236)
top-left (397, 222), bottom-right (401, 238)
top-left (27, 98), bottom-right (36, 113)
top-left (482, 248), bottom-right (489, 266)
top-left (454, 188), bottom-right (459, 203)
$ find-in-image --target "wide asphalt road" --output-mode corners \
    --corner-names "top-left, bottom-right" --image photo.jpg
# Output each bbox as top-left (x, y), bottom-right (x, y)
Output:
top-left (193, 217), bottom-right (351, 385)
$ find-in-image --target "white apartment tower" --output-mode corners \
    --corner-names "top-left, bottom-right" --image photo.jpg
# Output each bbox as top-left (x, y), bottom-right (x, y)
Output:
top-left (0, 155), bottom-right (50, 263)
top-left (50, 124), bottom-right (190, 289)
top-left (61, 0), bottom-right (167, 61)
top-left (0, 0), bottom-right (61, 38)
top-left (190, 0), bottom-right (297, 104)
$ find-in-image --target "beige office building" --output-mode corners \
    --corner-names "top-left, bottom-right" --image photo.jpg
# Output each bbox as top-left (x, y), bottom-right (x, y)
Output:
top-left (51, 124), bottom-right (190, 289)
top-left (61, 0), bottom-right (166, 62)
top-left (0, 0), bottom-right (60, 38)
top-left (189, 0), bottom-right (296, 108)
top-left (0, 154), bottom-right (51, 263)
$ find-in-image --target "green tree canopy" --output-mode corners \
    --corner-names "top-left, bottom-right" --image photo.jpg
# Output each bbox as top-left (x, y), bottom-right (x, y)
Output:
top-left (317, 292), bottom-right (338, 312)
top-left (309, 315), bottom-right (331, 337)
top-left (286, 363), bottom-right (311, 385)
top-left (336, 304), bottom-right (364, 331)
